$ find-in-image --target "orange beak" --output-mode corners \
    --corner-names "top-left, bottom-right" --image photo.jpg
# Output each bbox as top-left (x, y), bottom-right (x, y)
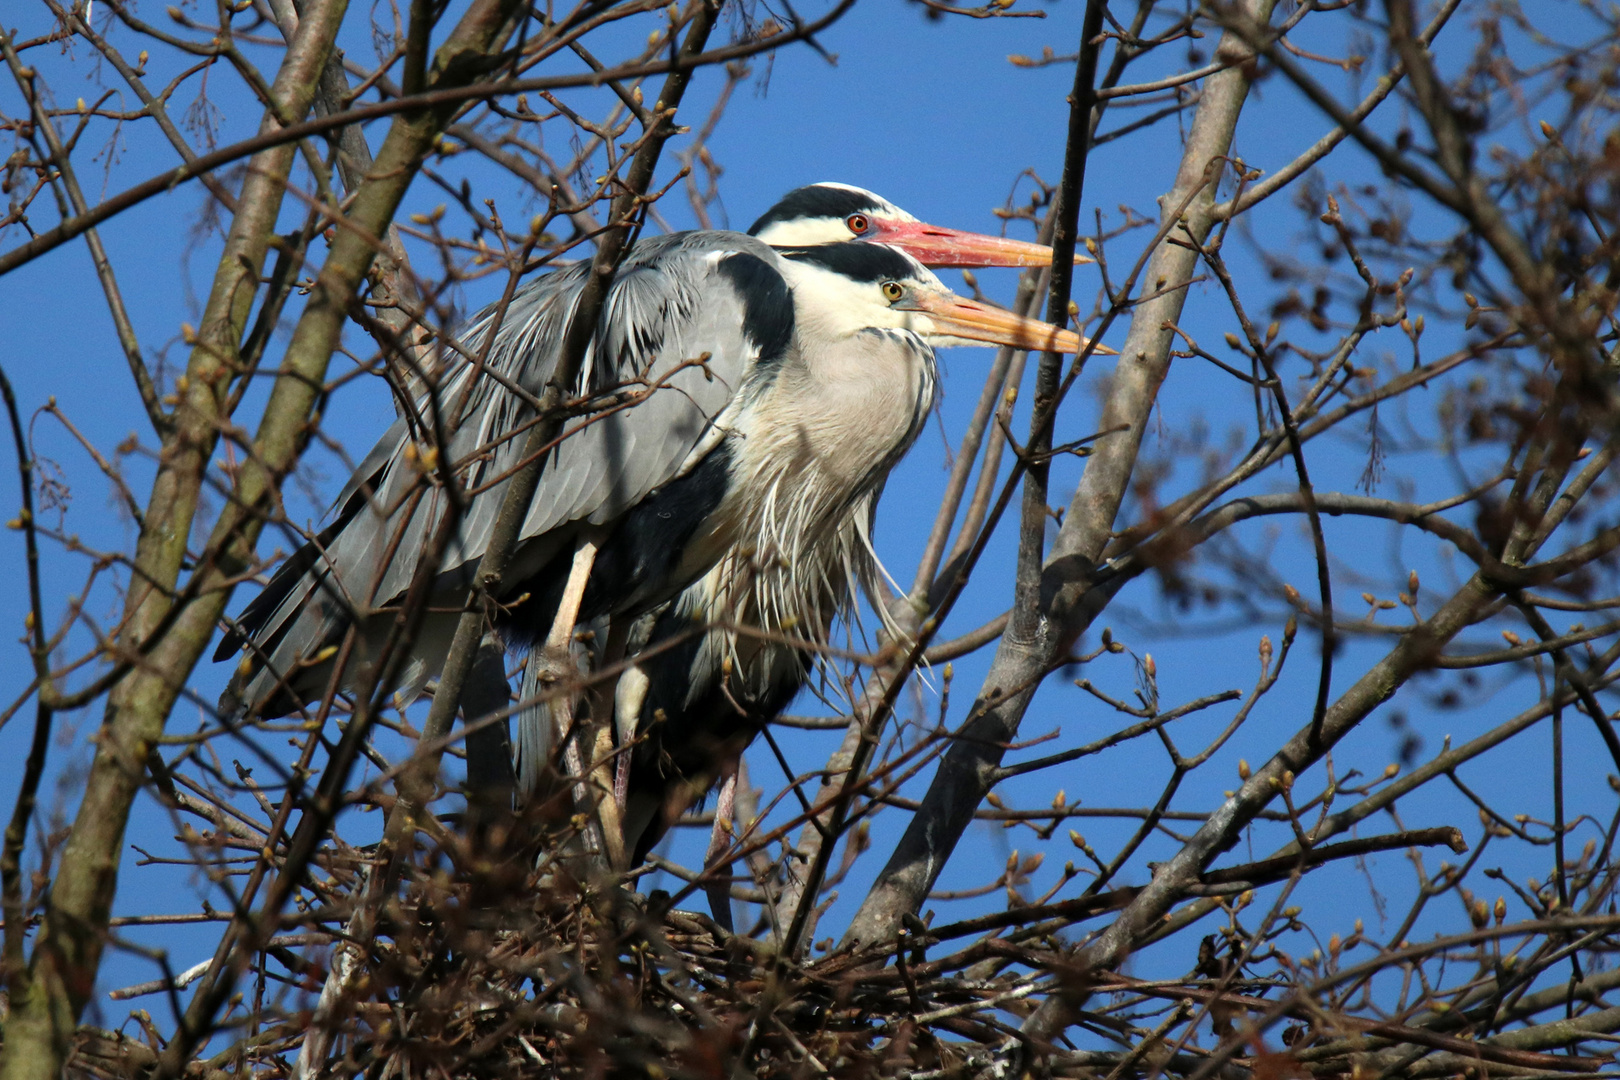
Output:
top-left (903, 290), bottom-right (1114, 355)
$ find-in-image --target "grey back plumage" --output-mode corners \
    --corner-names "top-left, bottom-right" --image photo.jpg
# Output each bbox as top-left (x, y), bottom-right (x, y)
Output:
top-left (222, 231), bottom-right (791, 715)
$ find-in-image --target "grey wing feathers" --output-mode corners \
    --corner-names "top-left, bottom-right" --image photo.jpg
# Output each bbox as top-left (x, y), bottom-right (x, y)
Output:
top-left (227, 231), bottom-right (784, 715)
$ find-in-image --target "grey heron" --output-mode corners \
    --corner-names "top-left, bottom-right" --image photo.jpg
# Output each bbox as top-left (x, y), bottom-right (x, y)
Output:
top-left (506, 186), bottom-right (1100, 869)
top-left (214, 199), bottom-right (1086, 777)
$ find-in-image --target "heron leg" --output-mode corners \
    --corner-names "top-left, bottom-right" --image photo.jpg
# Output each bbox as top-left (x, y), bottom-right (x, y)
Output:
top-left (589, 619), bottom-right (633, 812)
top-left (539, 538), bottom-right (596, 794)
top-left (613, 747), bottom-right (633, 815)
top-left (703, 768), bottom-right (738, 931)
top-left (536, 537), bottom-right (631, 870)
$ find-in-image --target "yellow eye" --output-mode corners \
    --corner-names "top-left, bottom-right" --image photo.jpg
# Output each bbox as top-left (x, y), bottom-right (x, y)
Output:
top-left (881, 281), bottom-right (904, 302)
top-left (847, 213), bottom-right (871, 235)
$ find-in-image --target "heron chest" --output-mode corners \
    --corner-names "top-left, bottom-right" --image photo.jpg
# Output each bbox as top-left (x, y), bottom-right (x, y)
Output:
top-left (740, 334), bottom-right (935, 491)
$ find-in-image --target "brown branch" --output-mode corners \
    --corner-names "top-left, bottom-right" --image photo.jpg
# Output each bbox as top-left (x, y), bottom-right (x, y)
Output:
top-left (1106, 974), bottom-right (1607, 1074)
top-left (0, 362), bottom-right (53, 1003)
top-left (823, 827), bottom-right (1469, 966)
top-left (1201, 240), bottom-right (1335, 744)
top-left (922, 611), bottom-right (1009, 664)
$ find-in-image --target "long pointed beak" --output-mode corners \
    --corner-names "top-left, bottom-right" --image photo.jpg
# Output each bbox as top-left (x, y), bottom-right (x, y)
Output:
top-left (906, 291), bottom-right (1114, 355)
top-left (871, 219), bottom-right (1094, 269)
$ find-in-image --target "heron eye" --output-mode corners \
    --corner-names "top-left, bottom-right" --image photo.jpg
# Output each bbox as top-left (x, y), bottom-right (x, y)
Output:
top-left (847, 213), bottom-right (871, 235)
top-left (881, 281), bottom-right (904, 302)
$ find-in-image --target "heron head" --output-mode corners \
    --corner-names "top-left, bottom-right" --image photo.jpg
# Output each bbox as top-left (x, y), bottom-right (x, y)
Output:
top-left (752, 182), bottom-right (1085, 269)
top-left (780, 243), bottom-right (1105, 356)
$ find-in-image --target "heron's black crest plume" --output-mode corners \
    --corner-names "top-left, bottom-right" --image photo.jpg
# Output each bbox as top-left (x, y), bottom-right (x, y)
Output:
top-left (777, 242), bottom-right (925, 284)
top-left (746, 183), bottom-right (891, 237)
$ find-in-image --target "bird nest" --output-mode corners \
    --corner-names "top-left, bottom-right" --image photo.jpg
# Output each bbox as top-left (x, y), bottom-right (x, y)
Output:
top-left (56, 820), bottom-right (1620, 1080)
top-left (65, 883), bottom-right (1054, 1080)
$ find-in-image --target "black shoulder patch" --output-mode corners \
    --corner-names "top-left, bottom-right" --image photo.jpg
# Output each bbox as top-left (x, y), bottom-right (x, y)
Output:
top-left (575, 440), bottom-right (736, 622)
top-left (716, 252), bottom-right (793, 363)
top-left (747, 184), bottom-right (886, 236)
top-left (777, 241), bottom-right (922, 284)
top-left (499, 442), bottom-right (736, 650)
